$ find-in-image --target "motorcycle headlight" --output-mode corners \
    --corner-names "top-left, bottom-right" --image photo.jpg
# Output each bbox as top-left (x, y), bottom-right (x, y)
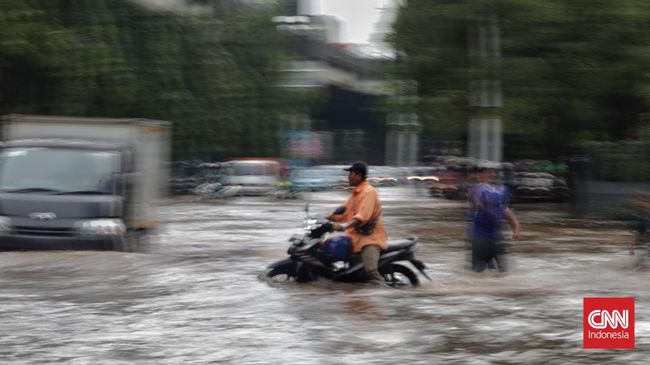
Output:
top-left (0, 216), bottom-right (11, 233)
top-left (304, 218), bottom-right (318, 231)
top-left (76, 219), bottom-right (126, 236)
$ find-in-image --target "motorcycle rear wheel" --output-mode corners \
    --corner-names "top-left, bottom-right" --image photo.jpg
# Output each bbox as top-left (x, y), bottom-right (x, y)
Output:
top-left (381, 263), bottom-right (419, 287)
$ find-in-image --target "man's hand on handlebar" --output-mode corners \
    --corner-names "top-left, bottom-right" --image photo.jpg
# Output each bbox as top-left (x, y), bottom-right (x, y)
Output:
top-left (327, 206), bottom-right (347, 222)
top-left (332, 218), bottom-right (360, 232)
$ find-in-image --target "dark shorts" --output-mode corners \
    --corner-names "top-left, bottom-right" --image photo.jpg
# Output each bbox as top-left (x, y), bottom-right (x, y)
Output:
top-left (471, 234), bottom-right (508, 272)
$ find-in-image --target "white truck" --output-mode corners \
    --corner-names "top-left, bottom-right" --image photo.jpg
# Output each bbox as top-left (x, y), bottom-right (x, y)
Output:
top-left (0, 114), bottom-right (170, 251)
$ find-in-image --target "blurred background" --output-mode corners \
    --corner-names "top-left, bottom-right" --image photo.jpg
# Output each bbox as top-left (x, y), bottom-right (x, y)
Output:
top-left (1, 1), bottom-right (649, 363)
top-left (1, 0), bottom-right (649, 205)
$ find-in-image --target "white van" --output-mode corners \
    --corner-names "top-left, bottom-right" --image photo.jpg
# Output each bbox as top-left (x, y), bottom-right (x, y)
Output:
top-left (221, 159), bottom-right (281, 195)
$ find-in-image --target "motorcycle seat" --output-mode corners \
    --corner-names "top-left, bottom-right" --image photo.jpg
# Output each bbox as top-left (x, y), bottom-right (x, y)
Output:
top-left (385, 238), bottom-right (416, 252)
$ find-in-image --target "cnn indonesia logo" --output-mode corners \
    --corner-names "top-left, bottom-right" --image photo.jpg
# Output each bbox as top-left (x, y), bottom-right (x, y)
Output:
top-left (583, 297), bottom-right (635, 349)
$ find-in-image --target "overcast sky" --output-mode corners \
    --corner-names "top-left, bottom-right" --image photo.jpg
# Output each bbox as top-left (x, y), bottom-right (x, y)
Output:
top-left (298, 0), bottom-right (398, 44)
top-left (129, 0), bottom-right (399, 46)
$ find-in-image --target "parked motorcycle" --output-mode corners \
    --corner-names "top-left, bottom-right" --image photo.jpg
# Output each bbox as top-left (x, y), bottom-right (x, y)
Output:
top-left (264, 205), bottom-right (431, 287)
top-left (192, 182), bottom-right (242, 199)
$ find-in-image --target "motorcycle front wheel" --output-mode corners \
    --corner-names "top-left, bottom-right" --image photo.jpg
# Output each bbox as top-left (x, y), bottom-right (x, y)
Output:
top-left (381, 263), bottom-right (419, 287)
top-left (265, 265), bottom-right (296, 282)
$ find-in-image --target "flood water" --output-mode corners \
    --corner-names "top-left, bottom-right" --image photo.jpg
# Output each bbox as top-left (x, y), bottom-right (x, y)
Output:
top-left (0, 187), bottom-right (648, 364)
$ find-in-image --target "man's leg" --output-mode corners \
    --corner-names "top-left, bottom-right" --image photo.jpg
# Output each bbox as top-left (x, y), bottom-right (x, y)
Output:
top-left (465, 238), bottom-right (473, 270)
top-left (632, 235), bottom-right (649, 268)
top-left (361, 245), bottom-right (384, 284)
top-left (494, 239), bottom-right (508, 272)
top-left (471, 235), bottom-right (488, 272)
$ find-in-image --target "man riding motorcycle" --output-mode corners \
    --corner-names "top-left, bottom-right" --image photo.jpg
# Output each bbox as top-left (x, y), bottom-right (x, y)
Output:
top-left (328, 161), bottom-right (387, 286)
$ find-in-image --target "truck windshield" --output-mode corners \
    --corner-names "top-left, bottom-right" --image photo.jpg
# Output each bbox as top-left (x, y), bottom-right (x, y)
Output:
top-left (0, 147), bottom-right (121, 194)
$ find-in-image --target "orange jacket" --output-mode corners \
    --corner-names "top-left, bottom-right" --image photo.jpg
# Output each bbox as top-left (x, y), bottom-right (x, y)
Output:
top-left (331, 180), bottom-right (387, 253)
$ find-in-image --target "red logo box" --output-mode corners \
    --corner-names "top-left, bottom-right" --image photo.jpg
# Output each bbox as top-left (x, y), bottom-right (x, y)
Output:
top-left (583, 297), bottom-right (635, 349)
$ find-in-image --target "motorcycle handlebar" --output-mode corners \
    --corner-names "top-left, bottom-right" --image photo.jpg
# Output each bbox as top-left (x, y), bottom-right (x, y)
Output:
top-left (309, 220), bottom-right (334, 238)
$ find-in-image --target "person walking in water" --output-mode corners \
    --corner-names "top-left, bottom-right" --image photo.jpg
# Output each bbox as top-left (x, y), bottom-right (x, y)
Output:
top-left (468, 161), bottom-right (520, 272)
top-left (626, 191), bottom-right (650, 268)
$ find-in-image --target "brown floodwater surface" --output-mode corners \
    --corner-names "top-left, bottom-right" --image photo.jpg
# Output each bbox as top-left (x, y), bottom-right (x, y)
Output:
top-left (0, 187), bottom-right (647, 364)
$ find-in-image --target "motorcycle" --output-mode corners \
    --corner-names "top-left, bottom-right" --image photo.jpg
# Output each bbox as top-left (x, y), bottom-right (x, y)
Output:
top-left (192, 182), bottom-right (242, 199)
top-left (264, 205), bottom-right (431, 287)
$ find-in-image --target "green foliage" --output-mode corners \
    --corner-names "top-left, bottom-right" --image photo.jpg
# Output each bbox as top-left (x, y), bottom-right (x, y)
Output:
top-left (391, 0), bottom-right (650, 158)
top-left (0, 0), bottom-right (307, 160)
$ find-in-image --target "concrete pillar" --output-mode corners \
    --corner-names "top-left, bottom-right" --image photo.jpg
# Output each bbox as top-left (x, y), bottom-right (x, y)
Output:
top-left (385, 129), bottom-right (396, 166)
top-left (386, 113), bottom-right (419, 166)
top-left (408, 129), bottom-right (418, 167)
top-left (386, 80), bottom-right (420, 166)
top-left (468, 15), bottom-right (502, 162)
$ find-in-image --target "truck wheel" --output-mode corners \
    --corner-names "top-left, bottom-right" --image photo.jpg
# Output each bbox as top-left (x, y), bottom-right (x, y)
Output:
top-left (113, 234), bottom-right (142, 252)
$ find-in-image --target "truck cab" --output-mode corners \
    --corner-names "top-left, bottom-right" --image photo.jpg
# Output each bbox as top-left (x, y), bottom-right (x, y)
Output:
top-left (0, 114), bottom-right (170, 251)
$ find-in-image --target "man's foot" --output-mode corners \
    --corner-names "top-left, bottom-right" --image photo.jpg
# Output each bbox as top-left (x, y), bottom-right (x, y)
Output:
top-left (367, 279), bottom-right (389, 288)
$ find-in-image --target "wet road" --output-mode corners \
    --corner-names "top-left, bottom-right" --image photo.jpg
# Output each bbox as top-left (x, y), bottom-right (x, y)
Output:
top-left (0, 187), bottom-right (648, 364)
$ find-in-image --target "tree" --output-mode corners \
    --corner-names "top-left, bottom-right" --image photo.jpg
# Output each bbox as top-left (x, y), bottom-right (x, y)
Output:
top-left (390, 0), bottom-right (650, 159)
top-left (0, 0), bottom-right (309, 160)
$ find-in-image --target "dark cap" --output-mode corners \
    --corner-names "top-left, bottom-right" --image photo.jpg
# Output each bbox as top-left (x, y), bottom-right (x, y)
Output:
top-left (344, 161), bottom-right (368, 176)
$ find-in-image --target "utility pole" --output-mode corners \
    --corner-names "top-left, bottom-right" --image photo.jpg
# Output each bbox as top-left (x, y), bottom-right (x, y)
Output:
top-left (467, 15), bottom-right (502, 162)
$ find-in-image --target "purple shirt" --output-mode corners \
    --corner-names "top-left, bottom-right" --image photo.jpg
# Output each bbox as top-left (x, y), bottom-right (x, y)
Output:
top-left (470, 183), bottom-right (510, 239)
